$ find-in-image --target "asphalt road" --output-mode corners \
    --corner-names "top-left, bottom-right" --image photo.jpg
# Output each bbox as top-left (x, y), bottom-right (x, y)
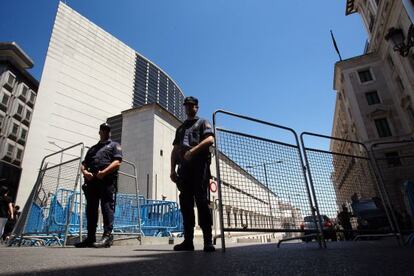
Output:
top-left (1, 240), bottom-right (413, 275)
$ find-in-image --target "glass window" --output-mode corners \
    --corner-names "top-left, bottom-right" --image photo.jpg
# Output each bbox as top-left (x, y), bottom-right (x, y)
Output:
top-left (6, 143), bottom-right (14, 157)
top-left (374, 118), bottom-right (392, 137)
top-left (11, 122), bottom-right (19, 135)
top-left (21, 85), bottom-right (28, 98)
top-left (358, 69), bottom-right (373, 83)
top-left (20, 128), bottom-right (27, 140)
top-left (6, 72), bottom-right (16, 87)
top-left (1, 92), bottom-right (10, 106)
top-left (365, 91), bottom-right (380, 105)
top-left (16, 104), bottom-right (24, 116)
top-left (29, 91), bottom-right (36, 103)
top-left (385, 152), bottom-right (402, 167)
top-left (25, 109), bottom-right (31, 121)
top-left (16, 148), bottom-right (23, 161)
top-left (0, 113), bottom-right (4, 128)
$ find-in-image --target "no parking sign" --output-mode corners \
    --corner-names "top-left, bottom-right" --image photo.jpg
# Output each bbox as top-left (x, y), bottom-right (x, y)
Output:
top-left (209, 179), bottom-right (217, 193)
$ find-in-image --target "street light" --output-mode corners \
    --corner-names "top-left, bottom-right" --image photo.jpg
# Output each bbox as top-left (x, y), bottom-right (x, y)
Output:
top-left (48, 141), bottom-right (64, 189)
top-left (385, 24), bottom-right (414, 57)
top-left (245, 160), bottom-right (283, 230)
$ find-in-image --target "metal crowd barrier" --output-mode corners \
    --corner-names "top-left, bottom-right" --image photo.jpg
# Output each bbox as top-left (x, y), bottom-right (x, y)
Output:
top-left (301, 133), bottom-right (399, 244)
top-left (213, 109), bottom-right (405, 250)
top-left (213, 110), bottom-right (322, 251)
top-left (371, 139), bottom-right (414, 244)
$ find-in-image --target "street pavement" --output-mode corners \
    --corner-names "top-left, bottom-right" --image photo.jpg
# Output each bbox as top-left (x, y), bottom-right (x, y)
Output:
top-left (0, 240), bottom-right (413, 275)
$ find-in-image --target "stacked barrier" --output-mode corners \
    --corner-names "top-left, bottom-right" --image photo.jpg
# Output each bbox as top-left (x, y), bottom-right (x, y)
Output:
top-left (10, 144), bottom-right (183, 247)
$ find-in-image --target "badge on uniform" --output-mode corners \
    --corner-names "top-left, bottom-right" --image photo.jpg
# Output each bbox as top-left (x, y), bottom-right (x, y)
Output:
top-left (116, 145), bottom-right (122, 151)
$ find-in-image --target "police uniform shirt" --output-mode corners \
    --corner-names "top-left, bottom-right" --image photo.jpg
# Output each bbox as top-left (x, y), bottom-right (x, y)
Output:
top-left (82, 140), bottom-right (123, 173)
top-left (173, 117), bottom-right (213, 160)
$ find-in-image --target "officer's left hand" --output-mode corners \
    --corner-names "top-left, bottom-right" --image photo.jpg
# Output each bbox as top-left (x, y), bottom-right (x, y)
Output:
top-left (183, 150), bottom-right (193, 161)
top-left (96, 171), bottom-right (105, 180)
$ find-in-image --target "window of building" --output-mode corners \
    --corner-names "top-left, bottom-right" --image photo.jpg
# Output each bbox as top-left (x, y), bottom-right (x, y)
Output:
top-left (20, 84), bottom-right (28, 100)
top-left (1, 91), bottom-right (10, 107)
top-left (0, 113), bottom-right (4, 129)
top-left (365, 91), bottom-right (381, 105)
top-left (10, 122), bottom-right (19, 136)
top-left (15, 147), bottom-right (23, 161)
top-left (6, 143), bottom-right (14, 158)
top-left (385, 152), bottom-right (402, 167)
top-left (29, 91), bottom-right (36, 104)
top-left (24, 109), bottom-right (32, 121)
top-left (20, 128), bottom-right (27, 141)
top-left (5, 72), bottom-right (16, 89)
top-left (358, 69), bottom-right (373, 83)
top-left (16, 103), bottom-right (24, 117)
top-left (374, 118), bottom-right (392, 137)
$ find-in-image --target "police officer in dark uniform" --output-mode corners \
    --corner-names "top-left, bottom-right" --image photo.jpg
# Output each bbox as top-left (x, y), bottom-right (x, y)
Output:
top-left (170, 96), bottom-right (215, 252)
top-left (75, 123), bottom-right (122, 248)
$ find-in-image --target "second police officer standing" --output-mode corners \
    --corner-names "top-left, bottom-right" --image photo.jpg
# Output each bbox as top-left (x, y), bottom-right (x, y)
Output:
top-left (75, 123), bottom-right (122, 248)
top-left (170, 96), bottom-right (215, 252)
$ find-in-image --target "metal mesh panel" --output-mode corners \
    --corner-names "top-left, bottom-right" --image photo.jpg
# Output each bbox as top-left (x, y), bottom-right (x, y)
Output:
top-left (372, 141), bottom-right (414, 233)
top-left (112, 161), bottom-right (141, 234)
top-left (216, 129), bottom-right (311, 232)
top-left (25, 158), bottom-right (82, 235)
top-left (302, 134), bottom-right (394, 239)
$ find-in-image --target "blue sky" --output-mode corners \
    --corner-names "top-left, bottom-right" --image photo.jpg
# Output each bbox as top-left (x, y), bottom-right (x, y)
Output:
top-left (0, 0), bottom-right (367, 149)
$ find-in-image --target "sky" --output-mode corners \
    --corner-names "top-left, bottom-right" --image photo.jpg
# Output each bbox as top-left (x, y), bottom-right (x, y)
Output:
top-left (0, 0), bottom-right (368, 149)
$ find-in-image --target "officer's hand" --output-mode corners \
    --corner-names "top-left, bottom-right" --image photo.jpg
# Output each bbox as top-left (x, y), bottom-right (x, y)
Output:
top-left (184, 150), bottom-right (193, 161)
top-left (170, 171), bottom-right (178, 183)
top-left (83, 171), bottom-right (94, 181)
top-left (96, 171), bottom-right (105, 180)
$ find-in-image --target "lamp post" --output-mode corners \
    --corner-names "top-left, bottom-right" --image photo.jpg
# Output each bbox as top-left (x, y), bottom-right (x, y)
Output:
top-left (246, 160), bottom-right (283, 230)
top-left (385, 24), bottom-right (414, 57)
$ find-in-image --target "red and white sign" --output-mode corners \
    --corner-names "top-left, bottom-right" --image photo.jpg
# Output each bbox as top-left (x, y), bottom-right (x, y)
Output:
top-left (209, 179), bottom-right (217, 193)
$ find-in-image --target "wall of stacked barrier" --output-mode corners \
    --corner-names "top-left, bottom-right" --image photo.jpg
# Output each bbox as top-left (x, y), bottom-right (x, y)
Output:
top-left (10, 144), bottom-right (183, 247)
top-left (213, 110), bottom-right (403, 250)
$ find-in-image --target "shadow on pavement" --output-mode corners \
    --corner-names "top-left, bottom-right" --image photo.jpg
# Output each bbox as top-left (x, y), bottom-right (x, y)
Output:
top-left (5, 242), bottom-right (414, 276)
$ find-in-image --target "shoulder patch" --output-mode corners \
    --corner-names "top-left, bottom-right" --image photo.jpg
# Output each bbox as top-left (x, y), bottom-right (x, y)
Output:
top-left (116, 144), bottom-right (122, 151)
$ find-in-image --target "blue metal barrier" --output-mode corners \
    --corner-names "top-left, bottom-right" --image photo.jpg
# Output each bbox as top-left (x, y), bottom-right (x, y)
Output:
top-left (13, 189), bottom-right (183, 246)
top-left (140, 200), bottom-right (183, 237)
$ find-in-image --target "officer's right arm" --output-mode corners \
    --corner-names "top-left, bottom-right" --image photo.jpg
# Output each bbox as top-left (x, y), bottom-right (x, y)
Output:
top-left (170, 145), bottom-right (179, 183)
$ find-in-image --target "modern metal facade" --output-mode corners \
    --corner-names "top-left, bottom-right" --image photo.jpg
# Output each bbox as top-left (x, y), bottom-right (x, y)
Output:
top-left (18, 2), bottom-right (185, 205)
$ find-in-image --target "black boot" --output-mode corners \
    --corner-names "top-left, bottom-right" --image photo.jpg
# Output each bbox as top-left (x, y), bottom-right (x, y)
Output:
top-left (203, 241), bottom-right (215, 252)
top-left (173, 240), bottom-right (194, 251)
top-left (93, 233), bottom-right (113, 248)
top-left (203, 227), bottom-right (215, 252)
top-left (74, 237), bottom-right (95, 248)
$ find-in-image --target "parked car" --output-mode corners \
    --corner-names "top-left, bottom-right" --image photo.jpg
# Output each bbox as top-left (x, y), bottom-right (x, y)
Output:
top-left (351, 197), bottom-right (390, 233)
top-left (300, 215), bottom-right (337, 242)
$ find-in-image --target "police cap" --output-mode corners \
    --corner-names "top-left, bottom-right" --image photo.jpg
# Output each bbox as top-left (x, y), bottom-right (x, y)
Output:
top-left (183, 96), bottom-right (198, 106)
top-left (99, 123), bottom-right (111, 131)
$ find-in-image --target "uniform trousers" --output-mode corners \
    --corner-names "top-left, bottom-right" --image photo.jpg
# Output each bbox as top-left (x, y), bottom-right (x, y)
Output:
top-left (82, 177), bottom-right (116, 239)
top-left (177, 160), bottom-right (212, 242)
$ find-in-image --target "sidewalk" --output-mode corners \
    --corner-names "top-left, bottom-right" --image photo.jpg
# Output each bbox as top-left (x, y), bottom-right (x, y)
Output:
top-left (0, 240), bottom-right (413, 275)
